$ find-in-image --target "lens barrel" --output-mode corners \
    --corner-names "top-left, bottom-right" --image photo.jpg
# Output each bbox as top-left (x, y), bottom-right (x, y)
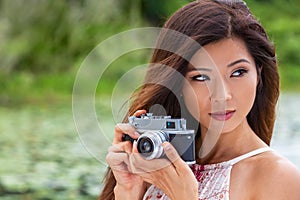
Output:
top-left (136, 131), bottom-right (168, 160)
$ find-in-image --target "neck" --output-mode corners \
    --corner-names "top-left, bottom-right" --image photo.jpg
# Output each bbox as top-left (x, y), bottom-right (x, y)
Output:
top-left (196, 119), bottom-right (267, 164)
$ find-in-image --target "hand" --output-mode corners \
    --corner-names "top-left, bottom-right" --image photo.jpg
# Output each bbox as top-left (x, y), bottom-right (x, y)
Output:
top-left (129, 142), bottom-right (199, 200)
top-left (106, 110), bottom-right (147, 199)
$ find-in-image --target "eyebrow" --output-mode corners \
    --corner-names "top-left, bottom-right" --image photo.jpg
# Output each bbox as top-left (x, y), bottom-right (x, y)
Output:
top-left (227, 59), bottom-right (251, 67)
top-left (187, 67), bottom-right (212, 72)
top-left (188, 58), bottom-right (251, 72)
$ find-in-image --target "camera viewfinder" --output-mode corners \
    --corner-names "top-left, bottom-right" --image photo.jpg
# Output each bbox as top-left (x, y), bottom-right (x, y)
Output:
top-left (166, 121), bottom-right (175, 129)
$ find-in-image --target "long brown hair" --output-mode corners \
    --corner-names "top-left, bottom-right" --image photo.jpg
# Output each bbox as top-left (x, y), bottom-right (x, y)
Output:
top-left (99, 1), bottom-right (279, 199)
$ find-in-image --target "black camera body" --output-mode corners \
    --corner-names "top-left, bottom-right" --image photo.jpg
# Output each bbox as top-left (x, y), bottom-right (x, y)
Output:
top-left (123, 113), bottom-right (195, 164)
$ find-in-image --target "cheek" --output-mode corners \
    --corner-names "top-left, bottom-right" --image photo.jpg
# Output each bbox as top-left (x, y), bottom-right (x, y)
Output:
top-left (234, 78), bottom-right (257, 111)
top-left (182, 82), bottom-right (210, 121)
top-left (183, 89), bottom-right (199, 119)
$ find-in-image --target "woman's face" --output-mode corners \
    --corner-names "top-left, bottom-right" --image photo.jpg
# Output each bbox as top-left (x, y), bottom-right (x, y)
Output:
top-left (182, 37), bottom-right (258, 134)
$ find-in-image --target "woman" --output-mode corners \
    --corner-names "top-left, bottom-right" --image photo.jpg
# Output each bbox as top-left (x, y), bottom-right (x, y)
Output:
top-left (100, 0), bottom-right (300, 199)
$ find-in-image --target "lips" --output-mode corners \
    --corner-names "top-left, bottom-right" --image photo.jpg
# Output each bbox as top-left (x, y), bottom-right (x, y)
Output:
top-left (209, 110), bottom-right (236, 121)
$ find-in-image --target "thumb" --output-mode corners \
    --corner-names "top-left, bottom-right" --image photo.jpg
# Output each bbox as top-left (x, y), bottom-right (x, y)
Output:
top-left (162, 142), bottom-right (182, 165)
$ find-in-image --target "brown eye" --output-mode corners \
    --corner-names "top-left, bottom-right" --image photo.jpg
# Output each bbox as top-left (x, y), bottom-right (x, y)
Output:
top-left (231, 69), bottom-right (248, 77)
top-left (191, 74), bottom-right (210, 81)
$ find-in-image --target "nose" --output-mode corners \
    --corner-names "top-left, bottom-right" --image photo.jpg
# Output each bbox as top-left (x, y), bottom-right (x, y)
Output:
top-left (209, 77), bottom-right (232, 102)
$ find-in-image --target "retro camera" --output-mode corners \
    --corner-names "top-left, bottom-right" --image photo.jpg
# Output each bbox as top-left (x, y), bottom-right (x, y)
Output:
top-left (123, 113), bottom-right (195, 164)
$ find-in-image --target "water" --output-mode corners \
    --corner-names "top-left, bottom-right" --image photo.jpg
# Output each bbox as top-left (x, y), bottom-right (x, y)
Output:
top-left (271, 93), bottom-right (300, 167)
top-left (0, 93), bottom-right (299, 199)
top-left (0, 105), bottom-right (104, 199)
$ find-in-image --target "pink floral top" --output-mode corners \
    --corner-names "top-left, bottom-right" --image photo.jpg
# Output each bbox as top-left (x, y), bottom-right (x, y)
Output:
top-left (143, 147), bottom-right (271, 200)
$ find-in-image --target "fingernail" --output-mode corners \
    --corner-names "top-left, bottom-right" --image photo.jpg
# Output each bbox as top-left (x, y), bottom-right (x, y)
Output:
top-left (134, 131), bottom-right (140, 136)
top-left (163, 142), bottom-right (171, 151)
top-left (133, 141), bottom-right (138, 153)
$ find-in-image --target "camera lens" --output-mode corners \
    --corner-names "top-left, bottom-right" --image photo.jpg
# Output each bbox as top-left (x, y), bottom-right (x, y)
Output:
top-left (136, 131), bottom-right (168, 160)
top-left (138, 138), bottom-right (153, 154)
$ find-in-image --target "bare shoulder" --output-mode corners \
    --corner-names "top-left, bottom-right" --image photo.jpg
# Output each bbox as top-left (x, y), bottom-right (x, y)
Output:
top-left (249, 150), bottom-right (300, 199)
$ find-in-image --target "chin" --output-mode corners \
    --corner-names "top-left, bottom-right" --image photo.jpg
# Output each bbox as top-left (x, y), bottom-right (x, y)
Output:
top-left (207, 122), bottom-right (239, 135)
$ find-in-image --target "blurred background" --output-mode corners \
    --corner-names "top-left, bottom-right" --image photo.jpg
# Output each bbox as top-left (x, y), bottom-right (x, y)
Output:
top-left (0, 0), bottom-right (300, 199)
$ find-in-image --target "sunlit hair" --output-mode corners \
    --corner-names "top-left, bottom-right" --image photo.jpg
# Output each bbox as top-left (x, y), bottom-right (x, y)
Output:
top-left (99, 1), bottom-right (279, 199)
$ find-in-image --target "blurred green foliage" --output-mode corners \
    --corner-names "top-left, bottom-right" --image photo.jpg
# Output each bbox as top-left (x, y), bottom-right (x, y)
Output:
top-left (0, 0), bottom-right (127, 73)
top-left (247, 0), bottom-right (300, 91)
top-left (0, 0), bottom-right (300, 106)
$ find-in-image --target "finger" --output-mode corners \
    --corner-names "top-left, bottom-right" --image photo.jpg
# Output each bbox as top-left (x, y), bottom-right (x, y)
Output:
top-left (106, 151), bottom-right (129, 172)
top-left (133, 110), bottom-right (147, 116)
top-left (113, 123), bottom-right (139, 144)
top-left (162, 142), bottom-right (186, 171)
top-left (108, 141), bottom-right (133, 154)
top-left (128, 141), bottom-right (144, 174)
top-left (130, 141), bottom-right (172, 173)
top-left (130, 145), bottom-right (177, 188)
top-left (132, 140), bottom-right (139, 153)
